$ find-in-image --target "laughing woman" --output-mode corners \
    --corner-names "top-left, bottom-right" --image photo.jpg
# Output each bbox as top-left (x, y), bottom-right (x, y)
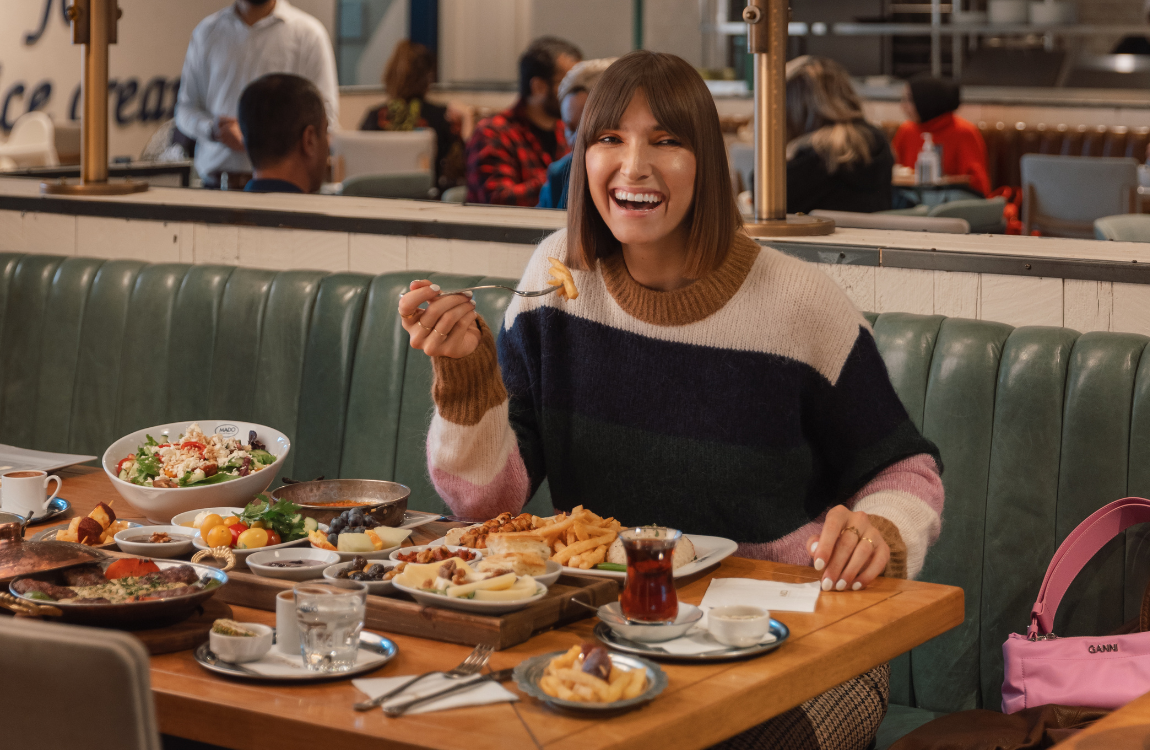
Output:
top-left (398, 51), bottom-right (943, 750)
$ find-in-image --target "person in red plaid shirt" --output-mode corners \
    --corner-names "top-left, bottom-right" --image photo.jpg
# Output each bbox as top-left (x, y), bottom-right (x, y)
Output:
top-left (465, 37), bottom-right (582, 206)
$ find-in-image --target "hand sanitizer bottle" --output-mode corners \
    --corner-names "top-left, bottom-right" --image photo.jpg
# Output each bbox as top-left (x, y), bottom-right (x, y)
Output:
top-left (915, 132), bottom-right (941, 185)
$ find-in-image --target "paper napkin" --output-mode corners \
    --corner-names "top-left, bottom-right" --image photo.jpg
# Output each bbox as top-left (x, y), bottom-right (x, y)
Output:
top-left (353, 673), bottom-right (518, 715)
top-left (699, 577), bottom-right (821, 615)
top-left (238, 648), bottom-right (392, 678)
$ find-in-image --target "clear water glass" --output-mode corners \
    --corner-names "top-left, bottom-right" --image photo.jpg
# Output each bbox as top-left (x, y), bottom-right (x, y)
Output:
top-left (293, 580), bottom-right (367, 672)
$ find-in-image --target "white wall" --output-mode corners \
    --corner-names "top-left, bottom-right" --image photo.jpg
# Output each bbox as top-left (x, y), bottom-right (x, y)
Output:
top-left (0, 0), bottom-right (335, 160)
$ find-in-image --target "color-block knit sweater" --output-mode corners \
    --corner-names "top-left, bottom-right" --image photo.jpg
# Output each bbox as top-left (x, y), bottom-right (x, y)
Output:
top-left (428, 230), bottom-right (944, 578)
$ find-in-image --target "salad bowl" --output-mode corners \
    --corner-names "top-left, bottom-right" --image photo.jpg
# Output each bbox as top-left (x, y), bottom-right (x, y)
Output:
top-left (102, 420), bottom-right (290, 523)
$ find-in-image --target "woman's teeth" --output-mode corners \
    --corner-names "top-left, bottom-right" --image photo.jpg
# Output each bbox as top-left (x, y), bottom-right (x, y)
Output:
top-left (612, 190), bottom-right (662, 210)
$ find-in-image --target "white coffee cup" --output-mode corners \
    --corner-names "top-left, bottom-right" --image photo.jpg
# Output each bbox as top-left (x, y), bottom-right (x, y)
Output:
top-left (276, 590), bottom-right (300, 655)
top-left (0, 469), bottom-right (62, 519)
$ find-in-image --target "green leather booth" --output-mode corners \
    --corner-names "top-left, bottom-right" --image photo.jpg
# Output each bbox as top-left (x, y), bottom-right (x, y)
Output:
top-left (2, 253), bottom-right (1148, 746)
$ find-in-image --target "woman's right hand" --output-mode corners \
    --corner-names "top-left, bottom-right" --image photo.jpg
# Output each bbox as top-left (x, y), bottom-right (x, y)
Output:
top-left (399, 280), bottom-right (481, 359)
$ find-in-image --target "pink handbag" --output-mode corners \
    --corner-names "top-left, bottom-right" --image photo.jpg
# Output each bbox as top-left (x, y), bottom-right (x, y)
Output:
top-left (1002, 497), bottom-right (1150, 713)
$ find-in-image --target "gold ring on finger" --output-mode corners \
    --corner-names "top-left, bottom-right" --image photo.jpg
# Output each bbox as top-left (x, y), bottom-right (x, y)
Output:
top-left (400, 309), bottom-right (420, 320)
top-left (417, 318), bottom-right (434, 332)
top-left (840, 526), bottom-right (861, 540)
top-left (432, 328), bottom-right (447, 338)
top-left (860, 536), bottom-right (875, 547)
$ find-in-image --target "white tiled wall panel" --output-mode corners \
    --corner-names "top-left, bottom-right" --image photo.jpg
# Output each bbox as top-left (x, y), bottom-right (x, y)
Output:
top-left (12, 209), bottom-right (1150, 339)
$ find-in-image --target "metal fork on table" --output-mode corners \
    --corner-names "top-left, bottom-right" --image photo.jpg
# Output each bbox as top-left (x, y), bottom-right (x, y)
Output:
top-left (436, 284), bottom-right (560, 298)
top-left (353, 643), bottom-right (493, 711)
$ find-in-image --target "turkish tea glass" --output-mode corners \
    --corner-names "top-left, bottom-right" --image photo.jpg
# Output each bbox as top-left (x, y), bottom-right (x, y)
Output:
top-left (294, 580), bottom-right (367, 672)
top-left (619, 526), bottom-right (681, 622)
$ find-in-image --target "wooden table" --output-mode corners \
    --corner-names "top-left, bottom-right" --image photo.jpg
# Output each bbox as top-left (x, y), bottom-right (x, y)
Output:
top-left (1055, 692), bottom-right (1150, 747)
top-left (28, 468), bottom-right (964, 750)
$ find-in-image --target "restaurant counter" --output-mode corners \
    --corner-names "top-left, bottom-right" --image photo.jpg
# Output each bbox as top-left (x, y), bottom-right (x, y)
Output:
top-left (2, 176), bottom-right (1150, 337)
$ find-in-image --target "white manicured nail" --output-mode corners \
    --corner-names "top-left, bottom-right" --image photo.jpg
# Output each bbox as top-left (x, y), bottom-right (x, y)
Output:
top-left (810, 542), bottom-right (818, 554)
top-left (430, 284), bottom-right (440, 292)
top-left (852, 582), bottom-right (863, 591)
top-left (835, 579), bottom-right (847, 591)
top-left (814, 558), bottom-right (825, 571)
top-left (463, 290), bottom-right (473, 298)
top-left (821, 577), bottom-right (833, 591)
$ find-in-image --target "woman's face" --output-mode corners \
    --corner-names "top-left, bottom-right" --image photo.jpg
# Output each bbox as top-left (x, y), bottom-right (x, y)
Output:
top-left (585, 91), bottom-right (696, 251)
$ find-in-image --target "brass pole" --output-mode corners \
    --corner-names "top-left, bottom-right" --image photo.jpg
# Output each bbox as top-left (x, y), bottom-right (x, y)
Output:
top-left (43, 0), bottom-right (147, 195)
top-left (82, 0), bottom-right (110, 184)
top-left (742, 0), bottom-right (833, 237)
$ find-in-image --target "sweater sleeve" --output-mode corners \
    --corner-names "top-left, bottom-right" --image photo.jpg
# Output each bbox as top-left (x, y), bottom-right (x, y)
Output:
top-left (426, 317), bottom-right (533, 518)
top-left (847, 454), bottom-right (943, 579)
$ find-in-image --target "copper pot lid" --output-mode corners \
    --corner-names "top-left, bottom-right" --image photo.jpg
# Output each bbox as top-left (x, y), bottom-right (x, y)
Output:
top-left (0, 514), bottom-right (107, 582)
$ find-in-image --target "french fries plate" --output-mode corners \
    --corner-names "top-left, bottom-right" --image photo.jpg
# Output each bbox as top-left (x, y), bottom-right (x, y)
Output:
top-left (514, 651), bottom-right (667, 713)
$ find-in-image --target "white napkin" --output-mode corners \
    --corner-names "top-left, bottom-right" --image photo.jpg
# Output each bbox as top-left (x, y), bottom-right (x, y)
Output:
top-left (239, 648), bottom-right (392, 677)
top-left (699, 577), bottom-right (821, 615)
top-left (352, 673), bottom-right (518, 715)
top-left (656, 627), bottom-right (777, 655)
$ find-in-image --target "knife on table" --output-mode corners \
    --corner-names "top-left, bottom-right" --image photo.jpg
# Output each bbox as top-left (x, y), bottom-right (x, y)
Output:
top-left (381, 668), bottom-right (516, 717)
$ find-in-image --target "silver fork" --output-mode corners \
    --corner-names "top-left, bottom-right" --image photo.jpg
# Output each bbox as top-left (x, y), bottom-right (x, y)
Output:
top-left (436, 284), bottom-right (560, 298)
top-left (353, 643), bottom-right (493, 711)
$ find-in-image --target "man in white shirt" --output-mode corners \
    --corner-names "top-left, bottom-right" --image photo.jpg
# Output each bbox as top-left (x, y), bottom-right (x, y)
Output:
top-left (175, 0), bottom-right (338, 189)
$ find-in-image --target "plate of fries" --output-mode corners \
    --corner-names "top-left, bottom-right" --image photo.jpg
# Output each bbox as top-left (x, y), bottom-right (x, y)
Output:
top-left (437, 506), bottom-right (739, 579)
top-left (514, 644), bottom-right (667, 712)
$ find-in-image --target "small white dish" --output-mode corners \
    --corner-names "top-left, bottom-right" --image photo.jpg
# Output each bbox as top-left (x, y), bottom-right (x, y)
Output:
top-left (707, 605), bottom-right (771, 647)
top-left (388, 544), bottom-right (483, 564)
top-left (209, 622), bottom-right (274, 663)
top-left (391, 578), bottom-right (547, 614)
top-left (597, 602), bottom-right (704, 643)
top-left (246, 548), bottom-right (340, 580)
top-left (113, 525), bottom-right (196, 558)
top-left (323, 560), bottom-right (398, 595)
top-left (320, 543), bottom-right (403, 562)
top-left (170, 507), bottom-right (245, 529)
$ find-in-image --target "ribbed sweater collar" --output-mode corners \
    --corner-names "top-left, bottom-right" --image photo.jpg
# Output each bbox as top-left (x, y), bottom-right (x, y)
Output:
top-left (599, 233), bottom-right (760, 326)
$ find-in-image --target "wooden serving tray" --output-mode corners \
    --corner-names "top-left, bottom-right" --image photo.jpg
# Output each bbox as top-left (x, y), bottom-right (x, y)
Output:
top-left (214, 571), bottom-right (619, 651)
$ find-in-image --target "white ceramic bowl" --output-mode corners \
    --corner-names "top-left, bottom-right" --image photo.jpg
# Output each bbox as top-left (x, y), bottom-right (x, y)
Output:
top-left (102, 420), bottom-right (290, 523)
top-left (170, 507), bottom-right (245, 529)
top-left (707, 605), bottom-right (771, 647)
top-left (246, 548), bottom-right (340, 581)
top-left (209, 623), bottom-right (274, 663)
top-left (323, 560), bottom-right (398, 595)
top-left (112, 525), bottom-right (196, 558)
top-left (388, 544), bottom-right (484, 564)
top-left (597, 602), bottom-right (704, 643)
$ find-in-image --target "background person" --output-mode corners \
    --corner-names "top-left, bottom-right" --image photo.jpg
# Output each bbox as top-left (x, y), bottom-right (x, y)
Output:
top-left (537, 57), bottom-right (616, 210)
top-left (175, 0), bottom-right (338, 190)
top-left (237, 74), bottom-right (328, 194)
top-left (892, 76), bottom-right (990, 197)
top-left (400, 51), bottom-right (943, 750)
top-left (464, 36), bottom-right (582, 205)
top-left (360, 40), bottom-right (465, 192)
top-left (785, 56), bottom-right (894, 214)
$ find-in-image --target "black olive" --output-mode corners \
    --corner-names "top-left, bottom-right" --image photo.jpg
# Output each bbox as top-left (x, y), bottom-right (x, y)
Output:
top-left (365, 564), bottom-right (384, 578)
top-left (349, 572), bottom-right (366, 581)
top-left (351, 555), bottom-right (367, 570)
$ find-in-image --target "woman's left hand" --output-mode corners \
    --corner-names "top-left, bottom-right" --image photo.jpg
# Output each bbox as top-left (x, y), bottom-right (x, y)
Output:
top-left (805, 505), bottom-right (890, 592)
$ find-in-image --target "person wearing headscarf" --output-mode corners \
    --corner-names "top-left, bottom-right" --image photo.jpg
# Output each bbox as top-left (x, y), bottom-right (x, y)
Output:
top-left (892, 76), bottom-right (989, 196)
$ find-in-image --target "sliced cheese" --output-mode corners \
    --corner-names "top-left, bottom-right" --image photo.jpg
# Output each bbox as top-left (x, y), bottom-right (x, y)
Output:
top-left (474, 578), bottom-right (540, 601)
top-left (445, 572), bottom-right (517, 598)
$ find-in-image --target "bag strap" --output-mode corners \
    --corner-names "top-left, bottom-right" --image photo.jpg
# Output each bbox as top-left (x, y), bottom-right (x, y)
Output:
top-left (1028, 497), bottom-right (1150, 638)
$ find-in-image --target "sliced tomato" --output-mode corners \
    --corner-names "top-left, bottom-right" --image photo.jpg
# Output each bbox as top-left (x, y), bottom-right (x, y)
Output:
top-left (227, 522), bottom-right (249, 546)
top-left (265, 530), bottom-right (281, 547)
top-left (181, 440), bottom-right (206, 457)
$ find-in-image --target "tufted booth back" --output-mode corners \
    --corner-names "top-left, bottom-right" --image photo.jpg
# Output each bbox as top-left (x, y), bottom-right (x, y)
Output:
top-left (881, 120), bottom-right (1150, 192)
top-left (3, 254), bottom-right (1150, 716)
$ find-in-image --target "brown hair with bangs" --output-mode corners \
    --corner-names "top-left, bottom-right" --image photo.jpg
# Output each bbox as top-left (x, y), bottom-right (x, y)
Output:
top-left (566, 51), bottom-right (742, 279)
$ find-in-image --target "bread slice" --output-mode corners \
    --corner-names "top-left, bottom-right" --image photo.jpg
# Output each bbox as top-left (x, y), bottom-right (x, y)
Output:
top-left (485, 531), bottom-right (551, 559)
top-left (477, 553), bottom-right (548, 577)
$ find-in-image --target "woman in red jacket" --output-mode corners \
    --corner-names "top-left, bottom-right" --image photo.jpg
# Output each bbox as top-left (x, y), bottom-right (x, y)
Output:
top-left (892, 77), bottom-right (990, 197)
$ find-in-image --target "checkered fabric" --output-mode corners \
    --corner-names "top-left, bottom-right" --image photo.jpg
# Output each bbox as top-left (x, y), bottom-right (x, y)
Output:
top-left (464, 103), bottom-right (567, 206)
top-left (711, 663), bottom-right (890, 750)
